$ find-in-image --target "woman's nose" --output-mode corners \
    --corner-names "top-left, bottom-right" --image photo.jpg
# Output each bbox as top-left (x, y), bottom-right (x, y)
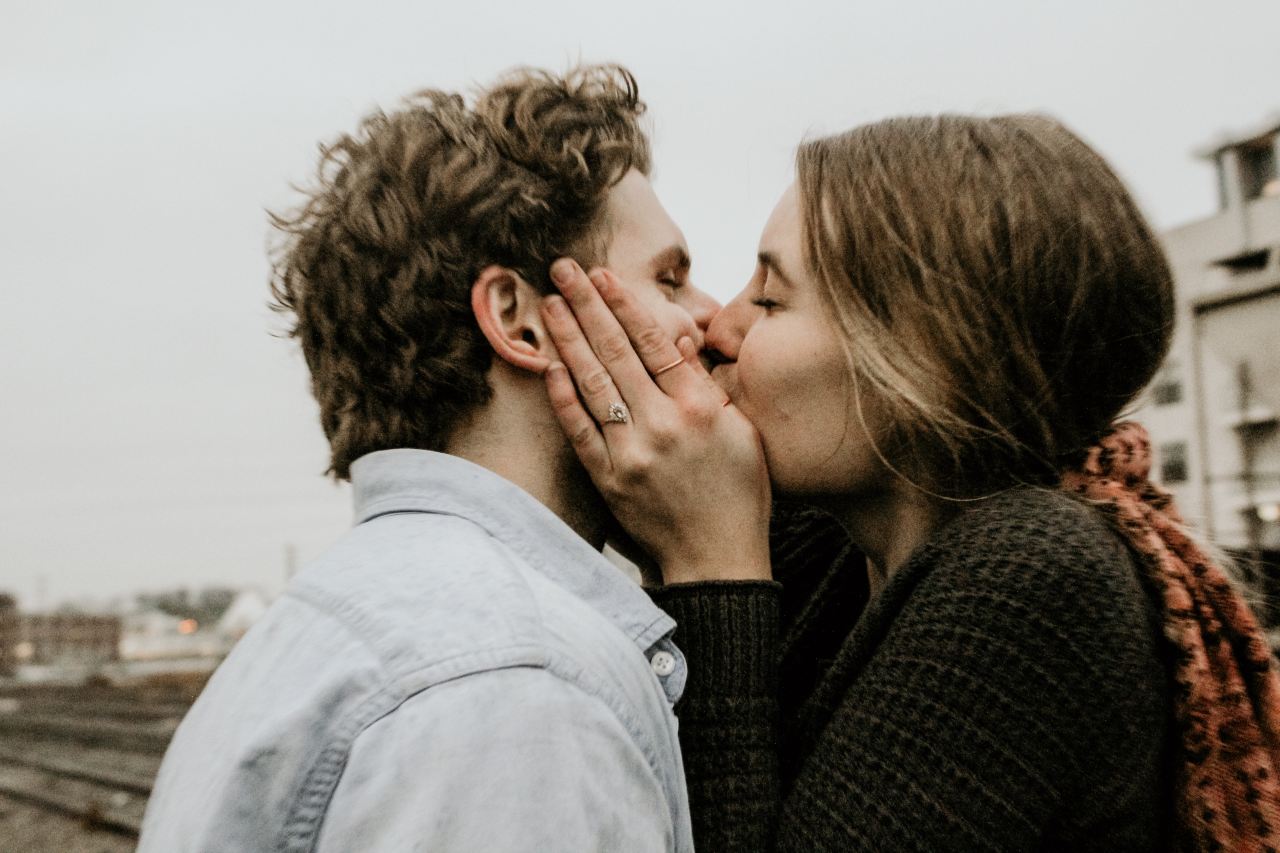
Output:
top-left (705, 297), bottom-right (746, 361)
top-left (675, 284), bottom-right (721, 353)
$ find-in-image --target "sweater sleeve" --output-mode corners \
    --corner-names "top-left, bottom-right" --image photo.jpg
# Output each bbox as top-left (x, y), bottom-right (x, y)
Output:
top-left (646, 503), bottom-right (860, 852)
top-left (647, 580), bottom-right (782, 852)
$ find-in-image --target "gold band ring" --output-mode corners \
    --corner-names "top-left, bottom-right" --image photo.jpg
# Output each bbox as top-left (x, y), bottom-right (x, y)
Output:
top-left (652, 356), bottom-right (684, 377)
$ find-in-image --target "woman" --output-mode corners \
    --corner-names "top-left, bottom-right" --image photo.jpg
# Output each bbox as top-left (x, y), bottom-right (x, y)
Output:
top-left (539, 114), bottom-right (1280, 851)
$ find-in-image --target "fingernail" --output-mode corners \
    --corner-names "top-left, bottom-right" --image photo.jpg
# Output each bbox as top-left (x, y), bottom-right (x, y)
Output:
top-left (588, 270), bottom-right (609, 290)
top-left (543, 295), bottom-right (567, 316)
top-left (551, 259), bottom-right (575, 285)
top-left (545, 362), bottom-right (565, 377)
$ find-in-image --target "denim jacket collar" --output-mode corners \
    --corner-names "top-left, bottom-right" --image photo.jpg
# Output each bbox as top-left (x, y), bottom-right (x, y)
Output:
top-left (349, 449), bottom-right (678, 658)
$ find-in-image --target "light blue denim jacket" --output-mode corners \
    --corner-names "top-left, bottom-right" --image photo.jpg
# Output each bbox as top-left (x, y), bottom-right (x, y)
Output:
top-left (139, 450), bottom-right (693, 852)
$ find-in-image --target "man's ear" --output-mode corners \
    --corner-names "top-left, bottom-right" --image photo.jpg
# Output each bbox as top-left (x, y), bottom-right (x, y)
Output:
top-left (471, 266), bottom-right (554, 374)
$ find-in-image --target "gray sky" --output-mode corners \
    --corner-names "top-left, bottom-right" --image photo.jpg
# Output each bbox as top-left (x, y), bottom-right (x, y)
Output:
top-left (3, 0), bottom-right (1277, 607)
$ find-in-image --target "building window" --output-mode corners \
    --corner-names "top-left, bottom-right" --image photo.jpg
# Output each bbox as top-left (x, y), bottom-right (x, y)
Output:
top-left (1153, 381), bottom-right (1182, 405)
top-left (1240, 138), bottom-right (1278, 201)
top-left (1159, 442), bottom-right (1189, 485)
top-left (1151, 363), bottom-right (1183, 406)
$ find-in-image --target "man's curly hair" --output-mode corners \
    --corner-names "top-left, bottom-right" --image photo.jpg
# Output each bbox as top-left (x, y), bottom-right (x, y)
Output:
top-left (269, 64), bottom-right (651, 479)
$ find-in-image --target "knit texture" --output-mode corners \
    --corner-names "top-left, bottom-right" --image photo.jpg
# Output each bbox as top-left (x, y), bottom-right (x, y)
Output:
top-left (1063, 422), bottom-right (1280, 853)
top-left (651, 491), bottom-right (1171, 852)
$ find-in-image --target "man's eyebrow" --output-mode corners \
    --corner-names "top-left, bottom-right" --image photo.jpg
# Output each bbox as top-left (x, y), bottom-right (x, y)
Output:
top-left (758, 251), bottom-right (797, 288)
top-left (650, 245), bottom-right (692, 273)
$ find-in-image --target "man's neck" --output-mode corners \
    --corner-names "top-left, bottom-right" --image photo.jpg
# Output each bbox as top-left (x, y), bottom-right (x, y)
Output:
top-left (444, 379), bottom-right (608, 549)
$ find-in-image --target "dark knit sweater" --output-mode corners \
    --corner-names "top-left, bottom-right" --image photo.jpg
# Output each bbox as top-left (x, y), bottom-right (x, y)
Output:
top-left (650, 488), bottom-right (1172, 852)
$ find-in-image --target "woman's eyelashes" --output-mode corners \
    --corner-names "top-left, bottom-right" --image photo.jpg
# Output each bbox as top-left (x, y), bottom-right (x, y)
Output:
top-left (749, 267), bottom-right (780, 311)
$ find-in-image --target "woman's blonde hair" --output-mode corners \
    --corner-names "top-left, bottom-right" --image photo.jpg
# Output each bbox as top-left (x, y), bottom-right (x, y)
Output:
top-left (796, 114), bottom-right (1176, 498)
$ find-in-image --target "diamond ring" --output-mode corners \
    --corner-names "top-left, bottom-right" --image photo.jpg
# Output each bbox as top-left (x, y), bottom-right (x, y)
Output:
top-left (604, 401), bottom-right (630, 424)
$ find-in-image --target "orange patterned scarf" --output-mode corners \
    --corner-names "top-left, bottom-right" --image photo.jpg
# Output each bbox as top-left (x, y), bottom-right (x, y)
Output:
top-left (1062, 421), bottom-right (1280, 852)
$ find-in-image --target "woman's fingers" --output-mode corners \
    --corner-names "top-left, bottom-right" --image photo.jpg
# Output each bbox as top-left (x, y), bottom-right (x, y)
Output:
top-left (676, 336), bottom-right (731, 406)
top-left (541, 294), bottom-right (630, 426)
top-left (539, 261), bottom-right (772, 585)
top-left (543, 257), bottom-right (725, 435)
top-left (589, 269), bottom-right (700, 399)
top-left (548, 259), bottom-right (666, 405)
top-left (544, 363), bottom-right (612, 473)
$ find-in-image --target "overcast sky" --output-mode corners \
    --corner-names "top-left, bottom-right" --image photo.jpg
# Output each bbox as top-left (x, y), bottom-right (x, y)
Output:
top-left (3, 0), bottom-right (1277, 608)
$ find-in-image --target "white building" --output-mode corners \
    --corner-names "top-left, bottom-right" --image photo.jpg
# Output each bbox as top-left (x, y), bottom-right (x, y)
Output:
top-left (1143, 115), bottom-right (1280, 579)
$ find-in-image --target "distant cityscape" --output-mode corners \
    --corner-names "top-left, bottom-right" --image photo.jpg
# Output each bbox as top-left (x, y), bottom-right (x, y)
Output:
top-left (1137, 114), bottom-right (1280, 628)
top-left (0, 586), bottom-right (271, 684)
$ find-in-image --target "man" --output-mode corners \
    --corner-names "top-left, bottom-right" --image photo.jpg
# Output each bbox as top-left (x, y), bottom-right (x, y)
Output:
top-left (138, 65), bottom-right (717, 851)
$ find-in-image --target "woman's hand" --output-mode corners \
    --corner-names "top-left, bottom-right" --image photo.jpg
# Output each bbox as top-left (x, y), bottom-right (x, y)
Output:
top-left (540, 258), bottom-right (772, 585)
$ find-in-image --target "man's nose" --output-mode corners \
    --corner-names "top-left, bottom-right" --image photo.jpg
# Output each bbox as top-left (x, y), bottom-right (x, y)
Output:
top-left (678, 285), bottom-right (721, 353)
top-left (686, 286), bottom-right (721, 334)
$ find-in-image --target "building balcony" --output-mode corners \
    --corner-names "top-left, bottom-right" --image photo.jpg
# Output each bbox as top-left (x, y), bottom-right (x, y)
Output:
top-left (1226, 405), bottom-right (1279, 432)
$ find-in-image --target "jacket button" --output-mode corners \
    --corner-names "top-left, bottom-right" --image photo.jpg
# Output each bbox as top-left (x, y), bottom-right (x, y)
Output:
top-left (649, 650), bottom-right (677, 678)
